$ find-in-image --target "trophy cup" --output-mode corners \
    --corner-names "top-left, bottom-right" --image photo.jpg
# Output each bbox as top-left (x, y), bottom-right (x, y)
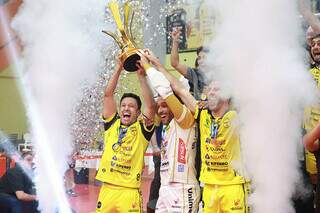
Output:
top-left (103, 1), bottom-right (140, 72)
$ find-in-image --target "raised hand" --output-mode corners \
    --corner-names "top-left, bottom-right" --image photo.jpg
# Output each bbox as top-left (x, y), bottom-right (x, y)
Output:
top-left (170, 27), bottom-right (181, 43)
top-left (143, 48), bottom-right (160, 66)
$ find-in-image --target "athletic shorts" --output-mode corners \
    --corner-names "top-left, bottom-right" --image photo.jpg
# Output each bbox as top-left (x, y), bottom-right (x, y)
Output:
top-left (96, 183), bottom-right (142, 213)
top-left (156, 183), bottom-right (200, 213)
top-left (202, 183), bottom-right (250, 213)
top-left (305, 150), bottom-right (317, 175)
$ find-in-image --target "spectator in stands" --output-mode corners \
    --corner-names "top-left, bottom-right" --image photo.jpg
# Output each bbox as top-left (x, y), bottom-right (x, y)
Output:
top-left (170, 27), bottom-right (209, 100)
top-left (0, 151), bottom-right (38, 213)
top-left (65, 154), bottom-right (77, 197)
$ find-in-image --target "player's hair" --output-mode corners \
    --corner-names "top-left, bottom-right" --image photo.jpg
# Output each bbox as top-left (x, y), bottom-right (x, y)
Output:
top-left (120, 93), bottom-right (142, 110)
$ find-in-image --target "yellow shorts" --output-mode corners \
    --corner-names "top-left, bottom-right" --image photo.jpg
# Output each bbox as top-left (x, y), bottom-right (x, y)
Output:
top-left (305, 150), bottom-right (317, 175)
top-left (95, 183), bottom-right (142, 213)
top-left (202, 183), bottom-right (250, 213)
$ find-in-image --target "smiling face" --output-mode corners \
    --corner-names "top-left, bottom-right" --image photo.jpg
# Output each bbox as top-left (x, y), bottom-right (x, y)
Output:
top-left (119, 97), bottom-right (140, 126)
top-left (207, 82), bottom-right (224, 111)
top-left (157, 98), bottom-right (173, 125)
top-left (311, 37), bottom-right (320, 63)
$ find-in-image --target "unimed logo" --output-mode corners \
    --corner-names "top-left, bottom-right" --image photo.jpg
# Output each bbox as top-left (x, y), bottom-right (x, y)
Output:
top-left (188, 188), bottom-right (194, 213)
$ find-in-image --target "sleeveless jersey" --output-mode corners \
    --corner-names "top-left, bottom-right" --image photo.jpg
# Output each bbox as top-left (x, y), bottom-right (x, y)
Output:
top-left (160, 120), bottom-right (198, 185)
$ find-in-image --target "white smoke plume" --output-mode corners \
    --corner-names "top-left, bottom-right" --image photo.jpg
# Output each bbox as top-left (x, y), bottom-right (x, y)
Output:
top-left (205, 0), bottom-right (318, 212)
top-left (12, 0), bottom-right (110, 212)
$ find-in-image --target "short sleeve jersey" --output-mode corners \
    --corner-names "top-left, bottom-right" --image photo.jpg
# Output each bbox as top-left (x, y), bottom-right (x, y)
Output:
top-left (194, 107), bottom-right (245, 185)
top-left (96, 113), bottom-right (155, 188)
top-left (0, 166), bottom-right (34, 196)
top-left (186, 67), bottom-right (206, 100)
top-left (304, 67), bottom-right (320, 131)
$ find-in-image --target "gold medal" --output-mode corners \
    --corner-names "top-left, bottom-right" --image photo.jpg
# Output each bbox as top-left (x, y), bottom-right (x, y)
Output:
top-left (112, 143), bottom-right (120, 152)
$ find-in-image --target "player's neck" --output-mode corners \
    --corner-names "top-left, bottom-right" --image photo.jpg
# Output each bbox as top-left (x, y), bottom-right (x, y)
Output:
top-left (211, 102), bottom-right (229, 118)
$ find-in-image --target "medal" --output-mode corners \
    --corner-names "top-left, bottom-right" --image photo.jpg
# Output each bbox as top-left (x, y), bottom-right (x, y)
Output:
top-left (211, 122), bottom-right (219, 139)
top-left (112, 143), bottom-right (120, 152)
top-left (112, 126), bottom-right (128, 152)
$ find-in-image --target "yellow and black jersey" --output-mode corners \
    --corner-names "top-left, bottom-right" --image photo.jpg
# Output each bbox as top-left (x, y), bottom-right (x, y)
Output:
top-left (194, 106), bottom-right (245, 185)
top-left (96, 113), bottom-right (155, 188)
top-left (303, 67), bottom-right (320, 174)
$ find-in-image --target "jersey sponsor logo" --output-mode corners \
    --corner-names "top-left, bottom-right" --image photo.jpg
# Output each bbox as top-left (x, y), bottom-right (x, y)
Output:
top-left (129, 126), bottom-right (137, 137)
top-left (178, 164), bottom-right (184, 172)
top-left (205, 154), bottom-right (210, 159)
top-left (112, 155), bottom-right (131, 163)
top-left (204, 148), bottom-right (227, 160)
top-left (110, 161), bottom-right (131, 170)
top-left (136, 173), bottom-right (140, 181)
top-left (230, 199), bottom-right (243, 210)
top-left (207, 167), bottom-right (228, 172)
top-left (172, 198), bottom-right (181, 209)
top-left (205, 138), bottom-right (225, 147)
top-left (205, 160), bottom-right (228, 167)
top-left (223, 117), bottom-right (231, 128)
top-left (178, 138), bottom-right (186, 164)
top-left (205, 145), bottom-right (225, 152)
top-left (110, 168), bottom-right (130, 175)
top-left (188, 188), bottom-right (194, 212)
top-left (97, 201), bottom-right (102, 209)
top-left (122, 146), bottom-right (133, 151)
top-left (118, 150), bottom-right (132, 157)
top-left (161, 161), bottom-right (169, 167)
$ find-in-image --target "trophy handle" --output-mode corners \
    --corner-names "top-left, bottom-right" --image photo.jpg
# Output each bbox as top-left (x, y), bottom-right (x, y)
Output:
top-left (102, 30), bottom-right (124, 49)
top-left (124, 2), bottom-right (130, 31)
top-left (108, 1), bottom-right (132, 46)
top-left (129, 11), bottom-right (138, 47)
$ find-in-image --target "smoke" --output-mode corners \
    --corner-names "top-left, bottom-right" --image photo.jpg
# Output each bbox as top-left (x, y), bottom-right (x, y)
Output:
top-left (11, 0), bottom-right (109, 212)
top-left (205, 0), bottom-right (318, 212)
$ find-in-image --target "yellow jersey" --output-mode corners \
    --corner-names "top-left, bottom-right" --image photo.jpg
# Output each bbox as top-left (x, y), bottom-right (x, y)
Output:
top-left (96, 113), bottom-right (154, 188)
top-left (195, 107), bottom-right (245, 185)
top-left (304, 67), bottom-right (320, 131)
top-left (304, 67), bottom-right (320, 174)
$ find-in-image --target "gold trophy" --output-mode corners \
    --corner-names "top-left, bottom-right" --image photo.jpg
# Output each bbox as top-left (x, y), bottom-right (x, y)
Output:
top-left (103, 1), bottom-right (140, 72)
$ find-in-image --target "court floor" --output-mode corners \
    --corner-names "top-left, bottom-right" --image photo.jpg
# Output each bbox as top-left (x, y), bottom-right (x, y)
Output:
top-left (68, 176), bottom-right (153, 213)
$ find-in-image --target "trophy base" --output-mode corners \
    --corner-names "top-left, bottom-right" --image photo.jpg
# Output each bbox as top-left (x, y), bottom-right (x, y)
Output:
top-left (123, 53), bottom-right (140, 72)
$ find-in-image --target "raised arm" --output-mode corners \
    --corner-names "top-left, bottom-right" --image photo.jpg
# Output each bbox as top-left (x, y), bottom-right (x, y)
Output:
top-left (103, 59), bottom-right (123, 119)
top-left (170, 27), bottom-right (189, 77)
top-left (138, 50), bottom-right (195, 128)
top-left (299, 0), bottom-right (320, 33)
top-left (136, 61), bottom-right (156, 125)
top-left (144, 49), bottom-right (197, 114)
top-left (303, 122), bottom-right (320, 152)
